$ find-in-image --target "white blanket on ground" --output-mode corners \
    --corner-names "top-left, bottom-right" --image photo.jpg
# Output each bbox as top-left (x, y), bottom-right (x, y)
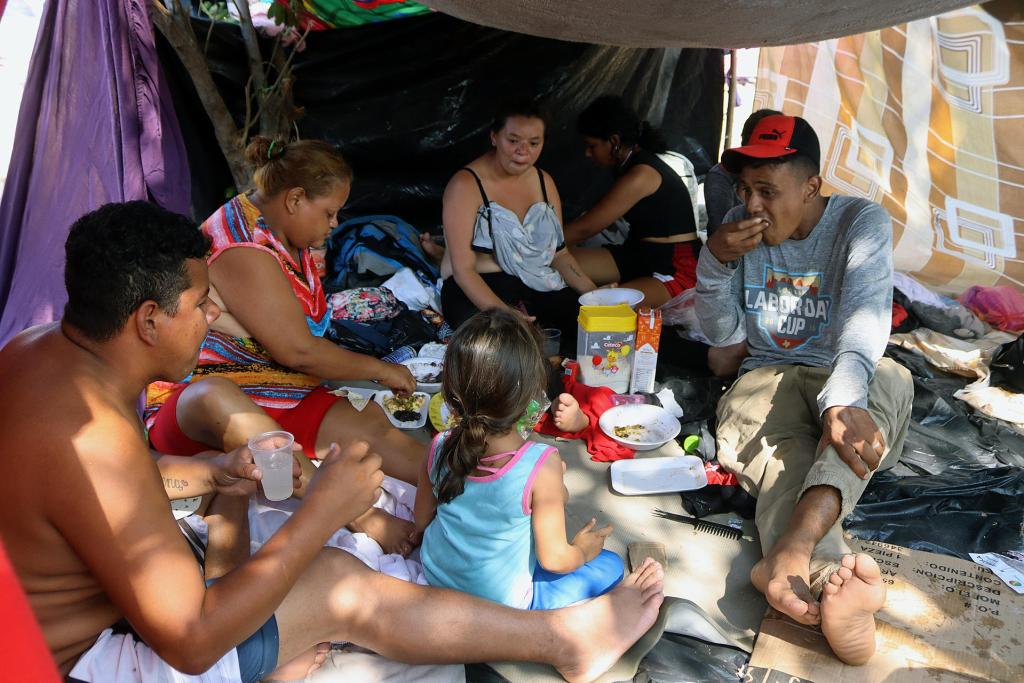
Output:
top-left (247, 475), bottom-right (428, 583)
top-left (184, 475), bottom-right (428, 582)
top-left (67, 628), bottom-right (241, 683)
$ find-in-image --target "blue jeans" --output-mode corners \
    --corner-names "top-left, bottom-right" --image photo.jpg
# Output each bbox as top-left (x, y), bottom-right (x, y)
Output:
top-left (206, 578), bottom-right (279, 682)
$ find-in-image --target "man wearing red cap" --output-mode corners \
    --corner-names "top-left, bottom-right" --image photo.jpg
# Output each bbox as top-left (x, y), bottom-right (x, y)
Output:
top-left (695, 114), bottom-right (914, 664)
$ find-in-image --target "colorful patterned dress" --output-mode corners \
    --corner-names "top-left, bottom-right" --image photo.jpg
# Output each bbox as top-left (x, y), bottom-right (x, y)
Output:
top-left (145, 194), bottom-right (331, 426)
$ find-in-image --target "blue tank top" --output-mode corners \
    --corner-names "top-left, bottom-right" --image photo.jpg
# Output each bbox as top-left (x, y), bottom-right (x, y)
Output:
top-left (421, 431), bottom-right (555, 608)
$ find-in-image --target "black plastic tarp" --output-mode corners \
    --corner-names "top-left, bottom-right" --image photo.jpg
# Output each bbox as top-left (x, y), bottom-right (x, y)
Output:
top-left (157, 12), bottom-right (724, 225)
top-left (840, 346), bottom-right (1024, 558)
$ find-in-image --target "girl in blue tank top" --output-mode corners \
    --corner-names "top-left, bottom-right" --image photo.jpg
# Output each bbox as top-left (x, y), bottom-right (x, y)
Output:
top-left (414, 309), bottom-right (624, 609)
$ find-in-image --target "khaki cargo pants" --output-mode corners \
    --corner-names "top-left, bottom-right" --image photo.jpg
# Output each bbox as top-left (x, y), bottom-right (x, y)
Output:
top-left (716, 358), bottom-right (914, 591)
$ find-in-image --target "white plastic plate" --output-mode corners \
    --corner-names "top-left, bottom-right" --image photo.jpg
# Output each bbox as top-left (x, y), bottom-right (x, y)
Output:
top-left (376, 391), bottom-right (429, 430)
top-left (598, 403), bottom-right (681, 451)
top-left (610, 455), bottom-right (708, 495)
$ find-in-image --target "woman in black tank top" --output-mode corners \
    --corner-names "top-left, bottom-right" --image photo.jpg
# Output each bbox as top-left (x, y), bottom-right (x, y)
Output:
top-left (564, 96), bottom-right (700, 309)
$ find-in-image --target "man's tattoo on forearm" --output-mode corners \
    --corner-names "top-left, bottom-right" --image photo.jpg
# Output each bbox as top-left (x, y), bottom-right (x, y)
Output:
top-left (164, 477), bottom-right (188, 492)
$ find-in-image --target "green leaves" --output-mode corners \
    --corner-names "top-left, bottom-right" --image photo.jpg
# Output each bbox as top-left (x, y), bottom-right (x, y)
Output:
top-left (266, 1), bottom-right (300, 27)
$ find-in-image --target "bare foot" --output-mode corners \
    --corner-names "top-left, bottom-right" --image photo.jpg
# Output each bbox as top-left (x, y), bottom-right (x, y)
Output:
top-left (348, 507), bottom-right (416, 556)
top-left (821, 553), bottom-right (885, 665)
top-left (552, 393), bottom-right (588, 433)
top-left (751, 545), bottom-right (820, 625)
top-left (265, 641), bottom-right (331, 681)
top-left (419, 232), bottom-right (444, 263)
top-left (553, 557), bottom-right (665, 682)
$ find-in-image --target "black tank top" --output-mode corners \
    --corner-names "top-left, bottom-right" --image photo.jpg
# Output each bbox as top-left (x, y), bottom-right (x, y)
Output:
top-left (618, 148), bottom-right (696, 240)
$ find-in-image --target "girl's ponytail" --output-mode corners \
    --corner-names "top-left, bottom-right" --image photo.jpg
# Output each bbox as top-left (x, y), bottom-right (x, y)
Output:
top-left (434, 415), bottom-right (489, 504)
top-left (432, 309), bottom-right (547, 504)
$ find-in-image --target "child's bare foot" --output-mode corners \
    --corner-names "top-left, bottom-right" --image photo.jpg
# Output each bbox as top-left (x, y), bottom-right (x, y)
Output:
top-left (348, 507), bottom-right (416, 556)
top-left (750, 543), bottom-right (820, 625)
top-left (552, 393), bottom-right (588, 433)
top-left (419, 232), bottom-right (444, 262)
top-left (265, 642), bottom-right (331, 681)
top-left (821, 553), bottom-right (885, 665)
top-left (553, 557), bottom-right (665, 682)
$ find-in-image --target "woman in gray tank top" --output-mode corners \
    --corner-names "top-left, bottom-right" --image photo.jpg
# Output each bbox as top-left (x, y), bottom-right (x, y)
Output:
top-left (438, 97), bottom-right (597, 353)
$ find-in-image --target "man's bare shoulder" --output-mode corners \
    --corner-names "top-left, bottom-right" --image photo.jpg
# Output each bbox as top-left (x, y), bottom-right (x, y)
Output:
top-left (0, 325), bottom-right (146, 483)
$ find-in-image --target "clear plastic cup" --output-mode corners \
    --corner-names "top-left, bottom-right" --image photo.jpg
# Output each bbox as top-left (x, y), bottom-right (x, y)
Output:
top-left (541, 328), bottom-right (561, 358)
top-left (248, 431), bottom-right (295, 502)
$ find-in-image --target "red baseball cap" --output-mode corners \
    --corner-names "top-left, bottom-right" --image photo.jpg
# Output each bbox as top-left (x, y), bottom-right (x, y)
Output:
top-left (721, 114), bottom-right (820, 173)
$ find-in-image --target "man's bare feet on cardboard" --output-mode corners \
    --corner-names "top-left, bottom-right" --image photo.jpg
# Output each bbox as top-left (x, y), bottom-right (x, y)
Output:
top-left (751, 544), bottom-right (821, 625)
top-left (553, 557), bottom-right (665, 683)
top-left (821, 553), bottom-right (885, 665)
top-left (349, 507), bottom-right (416, 556)
top-left (552, 393), bottom-right (589, 433)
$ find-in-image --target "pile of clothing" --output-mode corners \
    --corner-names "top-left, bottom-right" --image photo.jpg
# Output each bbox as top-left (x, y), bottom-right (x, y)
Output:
top-left (323, 215), bottom-right (450, 357)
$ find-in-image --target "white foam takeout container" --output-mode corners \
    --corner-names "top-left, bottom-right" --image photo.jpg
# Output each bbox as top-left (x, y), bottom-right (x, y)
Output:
top-left (401, 357), bottom-right (443, 393)
top-left (375, 391), bottom-right (430, 430)
top-left (609, 455), bottom-right (708, 495)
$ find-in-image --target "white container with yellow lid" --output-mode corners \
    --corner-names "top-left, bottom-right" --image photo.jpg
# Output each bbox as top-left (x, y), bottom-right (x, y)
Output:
top-left (576, 304), bottom-right (637, 393)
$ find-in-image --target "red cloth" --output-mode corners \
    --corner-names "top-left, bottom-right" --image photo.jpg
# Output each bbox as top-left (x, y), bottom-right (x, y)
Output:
top-left (703, 462), bottom-right (738, 486)
top-left (535, 375), bottom-right (636, 462)
top-left (0, 542), bottom-right (61, 683)
top-left (891, 302), bottom-right (908, 331)
top-left (149, 385), bottom-right (339, 458)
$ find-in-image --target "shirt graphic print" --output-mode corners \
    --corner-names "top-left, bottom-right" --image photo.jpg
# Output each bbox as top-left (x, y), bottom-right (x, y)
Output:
top-left (744, 265), bottom-right (832, 350)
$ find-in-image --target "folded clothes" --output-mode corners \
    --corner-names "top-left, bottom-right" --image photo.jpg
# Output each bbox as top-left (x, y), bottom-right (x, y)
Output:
top-left (892, 273), bottom-right (988, 339)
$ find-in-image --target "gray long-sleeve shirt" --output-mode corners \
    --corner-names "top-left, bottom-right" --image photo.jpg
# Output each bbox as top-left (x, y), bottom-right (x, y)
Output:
top-left (695, 194), bottom-right (893, 414)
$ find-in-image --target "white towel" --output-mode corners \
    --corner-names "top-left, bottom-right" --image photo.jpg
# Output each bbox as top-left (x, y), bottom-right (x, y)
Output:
top-left (184, 476), bottom-right (427, 582)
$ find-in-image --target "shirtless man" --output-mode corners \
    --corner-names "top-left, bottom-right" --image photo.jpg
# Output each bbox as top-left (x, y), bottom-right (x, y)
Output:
top-left (695, 115), bottom-right (913, 664)
top-left (0, 201), bottom-right (664, 682)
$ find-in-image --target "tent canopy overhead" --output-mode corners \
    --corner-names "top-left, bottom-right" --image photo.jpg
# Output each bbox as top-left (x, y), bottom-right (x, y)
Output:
top-left (428, 0), bottom-right (979, 48)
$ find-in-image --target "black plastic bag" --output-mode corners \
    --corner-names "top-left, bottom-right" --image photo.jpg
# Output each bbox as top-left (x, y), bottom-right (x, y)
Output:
top-left (845, 465), bottom-right (1024, 558)
top-left (990, 336), bottom-right (1024, 393)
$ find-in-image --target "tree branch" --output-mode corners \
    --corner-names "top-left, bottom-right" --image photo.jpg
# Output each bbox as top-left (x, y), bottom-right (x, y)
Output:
top-left (149, 0), bottom-right (251, 188)
top-left (231, 0), bottom-right (267, 118)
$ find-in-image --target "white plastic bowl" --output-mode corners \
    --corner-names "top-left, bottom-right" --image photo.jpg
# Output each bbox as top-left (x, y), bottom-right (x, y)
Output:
top-left (578, 287), bottom-right (645, 309)
top-left (598, 403), bottom-right (681, 451)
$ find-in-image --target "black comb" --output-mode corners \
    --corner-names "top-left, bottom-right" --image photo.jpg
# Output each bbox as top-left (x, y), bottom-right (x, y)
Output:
top-left (652, 508), bottom-right (743, 540)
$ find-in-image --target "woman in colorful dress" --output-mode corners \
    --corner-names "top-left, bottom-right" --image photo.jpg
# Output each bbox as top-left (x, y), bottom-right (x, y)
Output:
top-left (146, 137), bottom-right (419, 553)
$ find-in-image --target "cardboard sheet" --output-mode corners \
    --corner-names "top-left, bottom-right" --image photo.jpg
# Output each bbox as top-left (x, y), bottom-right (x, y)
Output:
top-left (747, 540), bottom-right (1024, 683)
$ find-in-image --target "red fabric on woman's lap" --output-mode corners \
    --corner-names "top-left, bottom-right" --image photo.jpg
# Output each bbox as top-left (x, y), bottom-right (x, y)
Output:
top-left (149, 385), bottom-right (340, 458)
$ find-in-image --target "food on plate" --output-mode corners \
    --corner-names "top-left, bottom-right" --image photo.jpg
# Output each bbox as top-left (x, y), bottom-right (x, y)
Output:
top-left (383, 393), bottom-right (426, 423)
top-left (613, 424), bottom-right (648, 440)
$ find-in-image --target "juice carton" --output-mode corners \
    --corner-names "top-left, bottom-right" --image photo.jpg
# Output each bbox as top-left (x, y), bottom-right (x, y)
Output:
top-left (629, 307), bottom-right (662, 394)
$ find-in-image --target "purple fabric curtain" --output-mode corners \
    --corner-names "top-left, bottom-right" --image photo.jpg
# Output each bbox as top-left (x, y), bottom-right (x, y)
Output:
top-left (0, 0), bottom-right (191, 345)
